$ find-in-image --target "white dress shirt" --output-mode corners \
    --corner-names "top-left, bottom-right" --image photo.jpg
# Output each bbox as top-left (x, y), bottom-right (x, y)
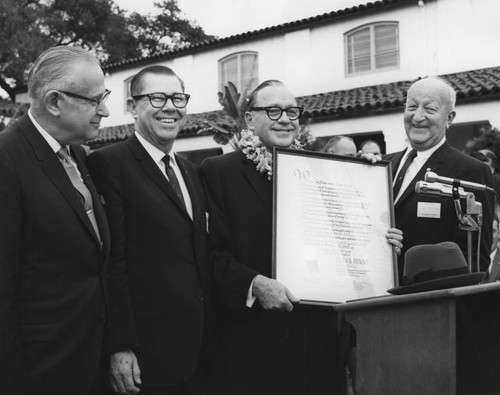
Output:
top-left (135, 131), bottom-right (193, 219)
top-left (394, 137), bottom-right (446, 203)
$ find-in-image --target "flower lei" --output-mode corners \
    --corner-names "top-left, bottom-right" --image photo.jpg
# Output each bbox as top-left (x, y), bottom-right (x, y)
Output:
top-left (238, 129), bottom-right (304, 180)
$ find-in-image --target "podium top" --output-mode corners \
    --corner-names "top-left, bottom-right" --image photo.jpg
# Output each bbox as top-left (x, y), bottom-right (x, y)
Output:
top-left (333, 282), bottom-right (500, 312)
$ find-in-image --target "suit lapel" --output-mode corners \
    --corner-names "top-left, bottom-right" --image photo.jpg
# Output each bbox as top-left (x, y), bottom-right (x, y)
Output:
top-left (19, 116), bottom-right (103, 247)
top-left (395, 143), bottom-right (450, 208)
top-left (127, 135), bottom-right (191, 220)
top-left (71, 146), bottom-right (111, 256)
top-left (241, 153), bottom-right (273, 213)
top-left (389, 151), bottom-right (405, 178)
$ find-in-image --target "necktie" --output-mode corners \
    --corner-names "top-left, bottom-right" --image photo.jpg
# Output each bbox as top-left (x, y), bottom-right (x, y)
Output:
top-left (162, 155), bottom-right (186, 207)
top-left (393, 149), bottom-right (417, 197)
top-left (57, 147), bottom-right (101, 242)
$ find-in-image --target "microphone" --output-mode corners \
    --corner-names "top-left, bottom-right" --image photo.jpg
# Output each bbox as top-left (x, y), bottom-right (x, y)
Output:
top-left (415, 181), bottom-right (471, 199)
top-left (424, 171), bottom-right (495, 193)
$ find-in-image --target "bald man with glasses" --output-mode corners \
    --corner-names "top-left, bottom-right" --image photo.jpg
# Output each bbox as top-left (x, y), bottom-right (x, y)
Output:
top-left (0, 46), bottom-right (111, 395)
top-left (88, 65), bottom-right (212, 395)
top-left (201, 80), bottom-right (403, 394)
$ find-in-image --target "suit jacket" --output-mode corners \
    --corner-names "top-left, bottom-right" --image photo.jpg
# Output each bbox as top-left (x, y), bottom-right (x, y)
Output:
top-left (0, 114), bottom-right (110, 395)
top-left (88, 134), bottom-right (211, 388)
top-left (384, 142), bottom-right (494, 280)
top-left (489, 249), bottom-right (500, 281)
top-left (201, 150), bottom-right (338, 394)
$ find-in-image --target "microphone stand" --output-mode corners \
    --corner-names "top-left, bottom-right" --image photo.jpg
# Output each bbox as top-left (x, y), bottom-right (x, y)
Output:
top-left (451, 180), bottom-right (482, 272)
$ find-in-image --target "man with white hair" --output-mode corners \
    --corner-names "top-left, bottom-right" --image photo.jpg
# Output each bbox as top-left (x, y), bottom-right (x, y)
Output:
top-left (0, 46), bottom-right (110, 395)
top-left (384, 76), bottom-right (494, 279)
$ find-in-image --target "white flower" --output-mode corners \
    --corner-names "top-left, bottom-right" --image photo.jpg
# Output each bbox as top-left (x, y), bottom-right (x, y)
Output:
top-left (238, 129), bottom-right (304, 180)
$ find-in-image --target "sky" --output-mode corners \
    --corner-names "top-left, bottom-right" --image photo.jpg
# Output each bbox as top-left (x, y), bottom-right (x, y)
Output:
top-left (114, 0), bottom-right (361, 38)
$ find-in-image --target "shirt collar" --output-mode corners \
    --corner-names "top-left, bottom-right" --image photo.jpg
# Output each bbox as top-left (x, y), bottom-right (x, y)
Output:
top-left (405, 136), bottom-right (446, 161)
top-left (28, 110), bottom-right (62, 154)
top-left (135, 131), bottom-right (177, 165)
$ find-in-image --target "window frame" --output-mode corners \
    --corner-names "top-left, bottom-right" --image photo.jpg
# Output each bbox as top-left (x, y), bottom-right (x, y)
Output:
top-left (218, 51), bottom-right (258, 93)
top-left (123, 75), bottom-right (134, 113)
top-left (344, 22), bottom-right (400, 77)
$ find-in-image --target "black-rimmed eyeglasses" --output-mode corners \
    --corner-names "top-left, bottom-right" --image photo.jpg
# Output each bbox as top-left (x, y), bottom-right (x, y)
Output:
top-left (59, 89), bottom-right (111, 110)
top-left (250, 106), bottom-right (304, 121)
top-left (132, 92), bottom-right (190, 109)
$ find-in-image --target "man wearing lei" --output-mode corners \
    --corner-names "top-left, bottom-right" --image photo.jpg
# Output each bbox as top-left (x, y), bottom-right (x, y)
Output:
top-left (201, 80), bottom-right (403, 394)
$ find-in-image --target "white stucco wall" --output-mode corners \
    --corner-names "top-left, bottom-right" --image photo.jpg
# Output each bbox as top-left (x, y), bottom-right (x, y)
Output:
top-left (98, 0), bottom-right (500, 154)
top-left (167, 100), bottom-right (500, 155)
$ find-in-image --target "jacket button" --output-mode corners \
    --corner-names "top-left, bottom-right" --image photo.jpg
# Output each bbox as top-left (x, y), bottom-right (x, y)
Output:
top-left (197, 293), bottom-right (204, 302)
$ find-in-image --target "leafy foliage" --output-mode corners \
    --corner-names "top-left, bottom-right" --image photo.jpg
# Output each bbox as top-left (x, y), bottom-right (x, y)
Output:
top-left (464, 126), bottom-right (500, 161)
top-left (296, 118), bottom-right (318, 151)
top-left (198, 82), bottom-right (249, 150)
top-left (0, 0), bottom-right (214, 100)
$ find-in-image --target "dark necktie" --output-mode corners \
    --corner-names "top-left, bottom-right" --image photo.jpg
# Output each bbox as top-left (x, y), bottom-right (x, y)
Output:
top-left (57, 147), bottom-right (101, 242)
top-left (162, 155), bottom-right (186, 207)
top-left (393, 149), bottom-right (417, 197)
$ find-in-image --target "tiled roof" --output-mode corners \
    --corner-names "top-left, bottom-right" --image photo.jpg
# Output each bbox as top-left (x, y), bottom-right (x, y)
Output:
top-left (88, 66), bottom-right (500, 149)
top-left (104, 0), bottom-right (419, 71)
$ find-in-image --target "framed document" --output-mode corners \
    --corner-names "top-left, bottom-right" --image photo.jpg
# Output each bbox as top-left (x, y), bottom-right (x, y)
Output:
top-left (272, 148), bottom-right (397, 305)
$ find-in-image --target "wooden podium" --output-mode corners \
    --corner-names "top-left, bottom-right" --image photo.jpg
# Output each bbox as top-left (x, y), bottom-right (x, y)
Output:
top-left (334, 282), bottom-right (500, 395)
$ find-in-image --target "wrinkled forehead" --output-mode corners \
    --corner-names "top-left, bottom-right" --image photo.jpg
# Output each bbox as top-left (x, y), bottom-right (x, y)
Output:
top-left (66, 60), bottom-right (105, 90)
top-left (406, 79), bottom-right (452, 108)
top-left (255, 86), bottom-right (297, 107)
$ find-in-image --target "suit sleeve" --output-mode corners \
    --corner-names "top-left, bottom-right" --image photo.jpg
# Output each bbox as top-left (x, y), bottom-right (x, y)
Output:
top-left (0, 151), bottom-right (32, 394)
top-left (200, 158), bottom-right (259, 312)
top-left (88, 151), bottom-right (139, 354)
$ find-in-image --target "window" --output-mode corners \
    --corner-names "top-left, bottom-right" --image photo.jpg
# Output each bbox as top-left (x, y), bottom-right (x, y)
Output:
top-left (219, 52), bottom-right (258, 93)
top-left (124, 75), bottom-right (133, 113)
top-left (345, 22), bottom-right (399, 75)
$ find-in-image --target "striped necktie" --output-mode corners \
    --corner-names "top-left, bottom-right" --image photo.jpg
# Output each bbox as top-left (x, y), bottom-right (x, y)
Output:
top-left (162, 155), bottom-right (186, 208)
top-left (393, 149), bottom-right (417, 197)
top-left (57, 147), bottom-right (101, 242)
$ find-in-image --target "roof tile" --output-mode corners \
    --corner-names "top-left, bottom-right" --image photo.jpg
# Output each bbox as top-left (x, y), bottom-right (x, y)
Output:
top-left (89, 66), bottom-right (500, 149)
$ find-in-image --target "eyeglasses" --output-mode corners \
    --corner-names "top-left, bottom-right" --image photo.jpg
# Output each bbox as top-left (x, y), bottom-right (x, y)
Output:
top-left (59, 89), bottom-right (111, 110)
top-left (132, 92), bottom-right (190, 109)
top-left (251, 106), bottom-right (304, 121)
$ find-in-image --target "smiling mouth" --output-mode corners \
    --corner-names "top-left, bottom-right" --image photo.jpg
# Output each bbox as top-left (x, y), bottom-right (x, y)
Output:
top-left (156, 118), bottom-right (177, 124)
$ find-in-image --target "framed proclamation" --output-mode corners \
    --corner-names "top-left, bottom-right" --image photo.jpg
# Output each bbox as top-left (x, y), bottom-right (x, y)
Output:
top-left (272, 147), bottom-right (397, 305)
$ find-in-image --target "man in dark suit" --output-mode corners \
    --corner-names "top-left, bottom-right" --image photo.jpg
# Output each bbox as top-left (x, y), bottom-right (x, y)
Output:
top-left (384, 76), bottom-right (494, 280)
top-left (201, 80), bottom-right (403, 394)
top-left (88, 65), bottom-right (211, 395)
top-left (0, 46), bottom-right (110, 395)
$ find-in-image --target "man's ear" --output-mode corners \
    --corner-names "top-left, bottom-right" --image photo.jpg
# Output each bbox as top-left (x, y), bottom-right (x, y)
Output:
top-left (447, 110), bottom-right (456, 128)
top-left (127, 97), bottom-right (138, 118)
top-left (244, 111), bottom-right (254, 131)
top-left (44, 90), bottom-right (62, 116)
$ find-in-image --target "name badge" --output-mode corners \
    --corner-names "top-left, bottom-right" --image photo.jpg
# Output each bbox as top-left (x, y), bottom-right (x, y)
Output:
top-left (417, 202), bottom-right (441, 218)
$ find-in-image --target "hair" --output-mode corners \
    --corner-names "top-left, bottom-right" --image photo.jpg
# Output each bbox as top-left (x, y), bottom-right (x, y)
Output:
top-left (360, 139), bottom-right (381, 150)
top-left (28, 46), bottom-right (101, 112)
top-left (130, 65), bottom-right (185, 96)
top-left (479, 149), bottom-right (498, 169)
top-left (409, 76), bottom-right (457, 111)
top-left (323, 135), bottom-right (354, 153)
top-left (246, 80), bottom-right (285, 110)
